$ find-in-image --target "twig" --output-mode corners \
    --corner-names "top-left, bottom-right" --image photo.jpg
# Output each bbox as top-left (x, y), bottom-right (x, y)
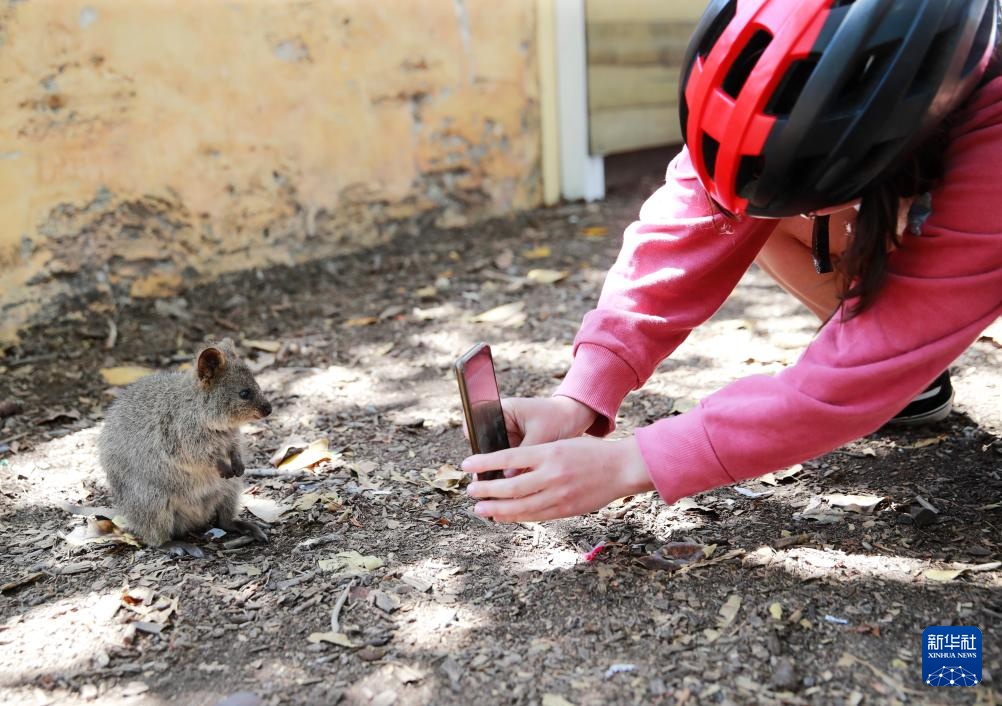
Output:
top-left (7, 353), bottom-right (58, 368)
top-left (330, 580), bottom-right (354, 632)
top-left (294, 533), bottom-right (341, 552)
top-left (0, 431), bottom-right (30, 445)
top-left (1, 571), bottom-right (46, 595)
top-left (104, 317), bottom-right (118, 350)
top-left (276, 571), bottom-right (316, 591)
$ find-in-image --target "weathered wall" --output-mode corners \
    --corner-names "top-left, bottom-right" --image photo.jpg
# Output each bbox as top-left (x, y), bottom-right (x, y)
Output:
top-left (0, 0), bottom-right (540, 343)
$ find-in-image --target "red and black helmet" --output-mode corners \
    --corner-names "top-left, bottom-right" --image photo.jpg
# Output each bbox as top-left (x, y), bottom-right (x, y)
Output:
top-left (680, 0), bottom-right (998, 218)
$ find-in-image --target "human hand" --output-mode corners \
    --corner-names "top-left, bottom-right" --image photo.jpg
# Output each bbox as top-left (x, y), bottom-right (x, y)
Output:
top-left (461, 435), bottom-right (654, 523)
top-left (501, 395), bottom-right (597, 446)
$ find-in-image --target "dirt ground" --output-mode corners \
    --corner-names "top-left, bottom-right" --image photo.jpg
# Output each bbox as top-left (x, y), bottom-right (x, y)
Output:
top-left (1, 169), bottom-right (1001, 706)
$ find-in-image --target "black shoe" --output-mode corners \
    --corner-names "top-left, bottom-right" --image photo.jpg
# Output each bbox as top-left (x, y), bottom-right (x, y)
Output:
top-left (888, 371), bottom-right (954, 426)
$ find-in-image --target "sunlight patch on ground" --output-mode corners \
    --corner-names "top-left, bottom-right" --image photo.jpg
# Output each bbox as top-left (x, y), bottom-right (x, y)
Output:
top-left (746, 545), bottom-right (1001, 587)
top-left (0, 590), bottom-right (120, 687)
top-left (8, 427), bottom-right (102, 512)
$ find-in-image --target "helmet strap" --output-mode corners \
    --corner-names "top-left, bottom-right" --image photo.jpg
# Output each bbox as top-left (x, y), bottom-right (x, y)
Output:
top-left (812, 215), bottom-right (833, 274)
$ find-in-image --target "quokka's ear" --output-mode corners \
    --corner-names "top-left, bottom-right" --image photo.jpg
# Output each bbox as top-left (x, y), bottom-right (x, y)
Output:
top-left (196, 346), bottom-right (227, 385)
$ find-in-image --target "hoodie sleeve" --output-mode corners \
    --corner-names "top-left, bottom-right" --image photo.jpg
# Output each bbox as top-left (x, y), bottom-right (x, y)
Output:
top-left (638, 80), bottom-right (1002, 504)
top-left (558, 79), bottom-right (1002, 506)
top-left (554, 147), bottom-right (777, 435)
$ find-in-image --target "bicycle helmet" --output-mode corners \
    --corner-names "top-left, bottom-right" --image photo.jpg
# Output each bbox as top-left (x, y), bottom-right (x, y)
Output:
top-left (680, 0), bottom-right (998, 220)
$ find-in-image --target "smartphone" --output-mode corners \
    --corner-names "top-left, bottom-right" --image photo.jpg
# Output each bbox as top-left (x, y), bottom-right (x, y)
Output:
top-left (454, 342), bottom-right (509, 481)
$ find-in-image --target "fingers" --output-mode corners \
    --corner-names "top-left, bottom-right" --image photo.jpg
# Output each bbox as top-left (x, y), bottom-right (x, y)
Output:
top-left (461, 444), bottom-right (543, 475)
top-left (466, 466), bottom-right (551, 500)
top-left (473, 491), bottom-right (563, 523)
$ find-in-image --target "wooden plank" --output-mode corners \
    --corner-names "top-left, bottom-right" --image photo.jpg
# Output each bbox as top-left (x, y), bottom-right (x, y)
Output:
top-left (585, 0), bottom-right (707, 24)
top-left (587, 64), bottom-right (679, 111)
top-left (589, 104), bottom-right (683, 155)
top-left (537, 0), bottom-right (560, 206)
top-left (586, 21), bottom-right (694, 66)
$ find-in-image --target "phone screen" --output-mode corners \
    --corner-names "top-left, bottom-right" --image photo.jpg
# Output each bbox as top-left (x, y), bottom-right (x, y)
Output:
top-left (456, 344), bottom-right (509, 480)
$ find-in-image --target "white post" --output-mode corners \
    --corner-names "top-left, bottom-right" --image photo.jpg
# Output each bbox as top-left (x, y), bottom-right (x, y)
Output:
top-left (554, 0), bottom-right (605, 202)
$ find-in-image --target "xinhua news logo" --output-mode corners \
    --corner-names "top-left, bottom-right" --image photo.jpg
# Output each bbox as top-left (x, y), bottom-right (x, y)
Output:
top-left (923, 626), bottom-right (982, 687)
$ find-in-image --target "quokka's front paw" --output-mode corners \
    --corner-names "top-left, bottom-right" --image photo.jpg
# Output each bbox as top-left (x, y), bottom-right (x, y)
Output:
top-left (216, 458), bottom-right (237, 479)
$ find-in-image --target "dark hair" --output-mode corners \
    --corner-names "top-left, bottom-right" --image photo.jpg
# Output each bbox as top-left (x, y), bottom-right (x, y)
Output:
top-left (838, 45), bottom-right (1002, 319)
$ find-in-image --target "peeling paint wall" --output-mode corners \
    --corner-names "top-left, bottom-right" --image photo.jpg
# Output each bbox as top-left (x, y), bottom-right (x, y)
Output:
top-left (0, 0), bottom-right (541, 343)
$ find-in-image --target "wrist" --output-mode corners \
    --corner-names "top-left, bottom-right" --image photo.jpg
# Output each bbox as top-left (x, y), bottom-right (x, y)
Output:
top-left (552, 394), bottom-right (599, 435)
top-left (615, 436), bottom-right (655, 495)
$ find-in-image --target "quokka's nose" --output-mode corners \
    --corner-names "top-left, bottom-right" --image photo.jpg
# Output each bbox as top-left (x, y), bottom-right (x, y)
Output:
top-left (259, 401), bottom-right (272, 417)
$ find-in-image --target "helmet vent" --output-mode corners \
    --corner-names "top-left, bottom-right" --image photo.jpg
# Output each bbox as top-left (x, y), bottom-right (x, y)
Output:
top-left (831, 0), bottom-right (857, 7)
top-left (697, 0), bottom-right (738, 59)
top-left (736, 155), bottom-right (765, 199)
top-left (765, 56), bottom-right (820, 116)
top-left (907, 30), bottom-right (955, 97)
top-left (702, 133), bottom-right (721, 181)
top-left (961, 1), bottom-right (997, 77)
top-left (722, 30), bottom-right (774, 99)
top-left (835, 40), bottom-right (902, 110)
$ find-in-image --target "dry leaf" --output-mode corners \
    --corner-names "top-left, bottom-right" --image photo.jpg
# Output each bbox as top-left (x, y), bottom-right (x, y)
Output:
top-left (293, 492), bottom-right (341, 512)
top-left (344, 317), bottom-right (378, 327)
top-left (717, 594), bottom-right (742, 630)
top-left (471, 301), bottom-right (526, 327)
top-left (414, 286), bottom-right (438, 299)
top-left (307, 631), bottom-right (355, 647)
top-left (542, 695), bottom-right (576, 706)
top-left (65, 516), bottom-right (141, 548)
top-left (581, 226), bottom-right (608, 238)
top-left (276, 439), bottom-right (340, 471)
top-left (318, 550), bottom-right (384, 576)
top-left (242, 339), bottom-right (282, 353)
top-left (901, 435), bottom-right (947, 450)
top-left (769, 602), bottom-right (783, 621)
top-left (241, 495), bottom-right (289, 523)
top-left (823, 493), bottom-right (885, 513)
top-left (423, 465), bottom-right (467, 492)
top-left (924, 568), bottom-right (964, 582)
top-left (100, 366), bottom-right (154, 387)
top-left (523, 245), bottom-right (551, 260)
top-left (526, 269), bottom-right (570, 285)
top-left (759, 465), bottom-right (803, 486)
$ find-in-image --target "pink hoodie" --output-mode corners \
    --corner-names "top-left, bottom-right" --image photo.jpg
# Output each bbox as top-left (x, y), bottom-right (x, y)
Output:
top-left (555, 77), bottom-right (1002, 505)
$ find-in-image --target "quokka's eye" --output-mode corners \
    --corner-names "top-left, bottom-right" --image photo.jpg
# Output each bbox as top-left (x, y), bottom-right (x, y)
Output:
top-left (239, 389), bottom-right (252, 400)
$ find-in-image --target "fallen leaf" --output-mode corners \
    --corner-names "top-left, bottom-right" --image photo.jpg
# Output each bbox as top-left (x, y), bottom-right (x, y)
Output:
top-left (901, 435), bottom-right (947, 450)
top-left (734, 486), bottom-right (772, 499)
top-left (523, 245), bottom-right (551, 260)
top-left (343, 317), bottom-right (378, 327)
top-left (924, 568), bottom-right (964, 582)
top-left (542, 695), bottom-right (576, 706)
top-left (100, 366), bottom-right (154, 387)
top-left (823, 493), bottom-right (886, 513)
top-left (471, 301), bottom-right (526, 327)
top-left (526, 269), bottom-right (570, 285)
top-left (242, 339), bottom-right (282, 353)
top-left (581, 226), bottom-right (608, 238)
top-left (65, 516), bottom-right (141, 548)
top-left (276, 439), bottom-right (341, 471)
top-left (717, 594), bottom-right (742, 630)
top-left (769, 602), bottom-right (783, 621)
top-left (759, 465), bottom-right (804, 486)
top-left (307, 631), bottom-right (355, 647)
top-left (414, 286), bottom-right (438, 299)
top-left (423, 464), bottom-right (467, 492)
top-left (293, 491), bottom-right (341, 512)
top-left (241, 495), bottom-right (289, 523)
top-left (318, 550), bottom-right (384, 576)
top-left (36, 408), bottom-right (82, 425)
